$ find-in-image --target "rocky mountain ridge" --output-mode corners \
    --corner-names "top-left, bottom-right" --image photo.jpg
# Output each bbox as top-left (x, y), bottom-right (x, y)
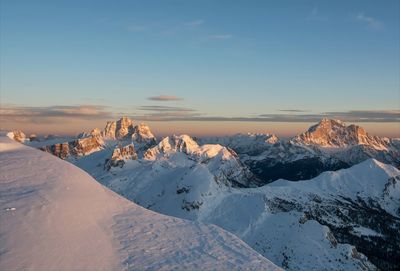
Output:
top-left (202, 118), bottom-right (399, 183)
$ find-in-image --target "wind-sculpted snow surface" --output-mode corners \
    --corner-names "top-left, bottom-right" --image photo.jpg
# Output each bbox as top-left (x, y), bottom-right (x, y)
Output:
top-left (0, 135), bottom-right (281, 271)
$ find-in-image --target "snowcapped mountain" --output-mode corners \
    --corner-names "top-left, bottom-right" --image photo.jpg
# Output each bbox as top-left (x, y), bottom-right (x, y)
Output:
top-left (202, 119), bottom-right (400, 183)
top-left (143, 134), bottom-right (259, 187)
top-left (0, 134), bottom-right (281, 271)
top-left (29, 117), bottom-right (257, 188)
top-left (199, 133), bottom-right (279, 156)
top-left (292, 118), bottom-right (390, 148)
top-left (35, 117), bottom-right (157, 160)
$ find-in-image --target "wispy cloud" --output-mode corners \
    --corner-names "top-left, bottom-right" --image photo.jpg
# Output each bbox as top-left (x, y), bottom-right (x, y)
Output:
top-left (354, 13), bottom-right (384, 30)
top-left (277, 109), bottom-right (310, 113)
top-left (208, 34), bottom-right (233, 40)
top-left (184, 19), bottom-right (204, 27)
top-left (0, 105), bottom-right (114, 123)
top-left (130, 109), bottom-right (399, 123)
top-left (147, 95), bottom-right (183, 101)
top-left (3, 104), bottom-right (397, 124)
top-left (138, 105), bottom-right (194, 112)
top-left (132, 105), bottom-right (201, 121)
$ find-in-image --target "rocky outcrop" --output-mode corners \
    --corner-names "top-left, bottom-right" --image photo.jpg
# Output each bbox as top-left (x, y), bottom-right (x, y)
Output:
top-left (28, 134), bottom-right (38, 142)
top-left (105, 143), bottom-right (138, 170)
top-left (7, 130), bottom-right (26, 143)
top-left (40, 136), bottom-right (103, 159)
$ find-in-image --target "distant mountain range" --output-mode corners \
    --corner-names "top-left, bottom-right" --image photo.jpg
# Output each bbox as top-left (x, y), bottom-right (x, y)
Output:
top-left (7, 117), bottom-right (400, 271)
top-left (201, 118), bottom-right (400, 183)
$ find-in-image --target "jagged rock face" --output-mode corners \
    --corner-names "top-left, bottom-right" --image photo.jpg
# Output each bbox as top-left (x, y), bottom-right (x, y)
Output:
top-left (105, 143), bottom-right (138, 170)
top-left (115, 117), bottom-right (134, 139)
top-left (131, 123), bottom-right (157, 145)
top-left (292, 118), bottom-right (390, 148)
top-left (102, 121), bottom-right (117, 139)
top-left (7, 130), bottom-right (26, 143)
top-left (101, 117), bottom-right (157, 145)
top-left (41, 142), bottom-right (71, 159)
top-left (40, 136), bottom-right (103, 159)
top-left (90, 128), bottom-right (101, 137)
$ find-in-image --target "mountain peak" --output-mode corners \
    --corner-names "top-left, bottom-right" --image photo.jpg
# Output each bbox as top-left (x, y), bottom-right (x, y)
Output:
top-left (102, 117), bottom-right (135, 140)
top-left (309, 118), bottom-right (345, 132)
top-left (293, 118), bottom-right (387, 148)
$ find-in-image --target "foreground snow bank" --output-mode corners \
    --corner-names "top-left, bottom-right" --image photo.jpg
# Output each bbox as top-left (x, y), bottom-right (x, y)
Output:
top-left (0, 135), bottom-right (281, 271)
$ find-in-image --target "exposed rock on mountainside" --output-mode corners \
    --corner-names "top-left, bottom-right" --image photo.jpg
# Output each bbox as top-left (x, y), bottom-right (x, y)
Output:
top-left (29, 134), bottom-right (38, 142)
top-left (292, 118), bottom-right (393, 149)
top-left (40, 136), bottom-right (104, 159)
top-left (31, 117), bottom-right (157, 160)
top-left (102, 116), bottom-right (135, 140)
top-left (7, 130), bottom-right (26, 143)
top-left (105, 143), bottom-right (138, 170)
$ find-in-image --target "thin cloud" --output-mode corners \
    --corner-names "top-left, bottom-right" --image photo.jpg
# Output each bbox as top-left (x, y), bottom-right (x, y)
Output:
top-left (132, 105), bottom-right (201, 121)
top-left (277, 109), bottom-right (310, 113)
top-left (208, 34), bottom-right (232, 40)
top-left (131, 109), bottom-right (399, 123)
top-left (355, 13), bottom-right (384, 30)
top-left (147, 95), bottom-right (183, 101)
top-left (184, 19), bottom-right (204, 27)
top-left (3, 104), bottom-right (397, 124)
top-left (0, 104), bottom-right (114, 123)
top-left (138, 105), bottom-right (194, 112)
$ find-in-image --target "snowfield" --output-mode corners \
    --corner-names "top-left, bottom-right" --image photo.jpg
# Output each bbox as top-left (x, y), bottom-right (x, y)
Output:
top-left (0, 135), bottom-right (281, 271)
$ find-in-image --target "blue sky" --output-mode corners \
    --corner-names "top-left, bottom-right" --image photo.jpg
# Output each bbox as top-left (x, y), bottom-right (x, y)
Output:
top-left (1, 0), bottom-right (399, 136)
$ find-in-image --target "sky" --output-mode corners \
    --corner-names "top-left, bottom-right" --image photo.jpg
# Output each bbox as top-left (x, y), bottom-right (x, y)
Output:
top-left (0, 0), bottom-right (399, 137)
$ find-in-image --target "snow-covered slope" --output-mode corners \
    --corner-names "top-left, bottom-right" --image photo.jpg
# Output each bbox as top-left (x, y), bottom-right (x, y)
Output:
top-left (0, 135), bottom-right (281, 271)
top-left (78, 150), bottom-right (400, 270)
